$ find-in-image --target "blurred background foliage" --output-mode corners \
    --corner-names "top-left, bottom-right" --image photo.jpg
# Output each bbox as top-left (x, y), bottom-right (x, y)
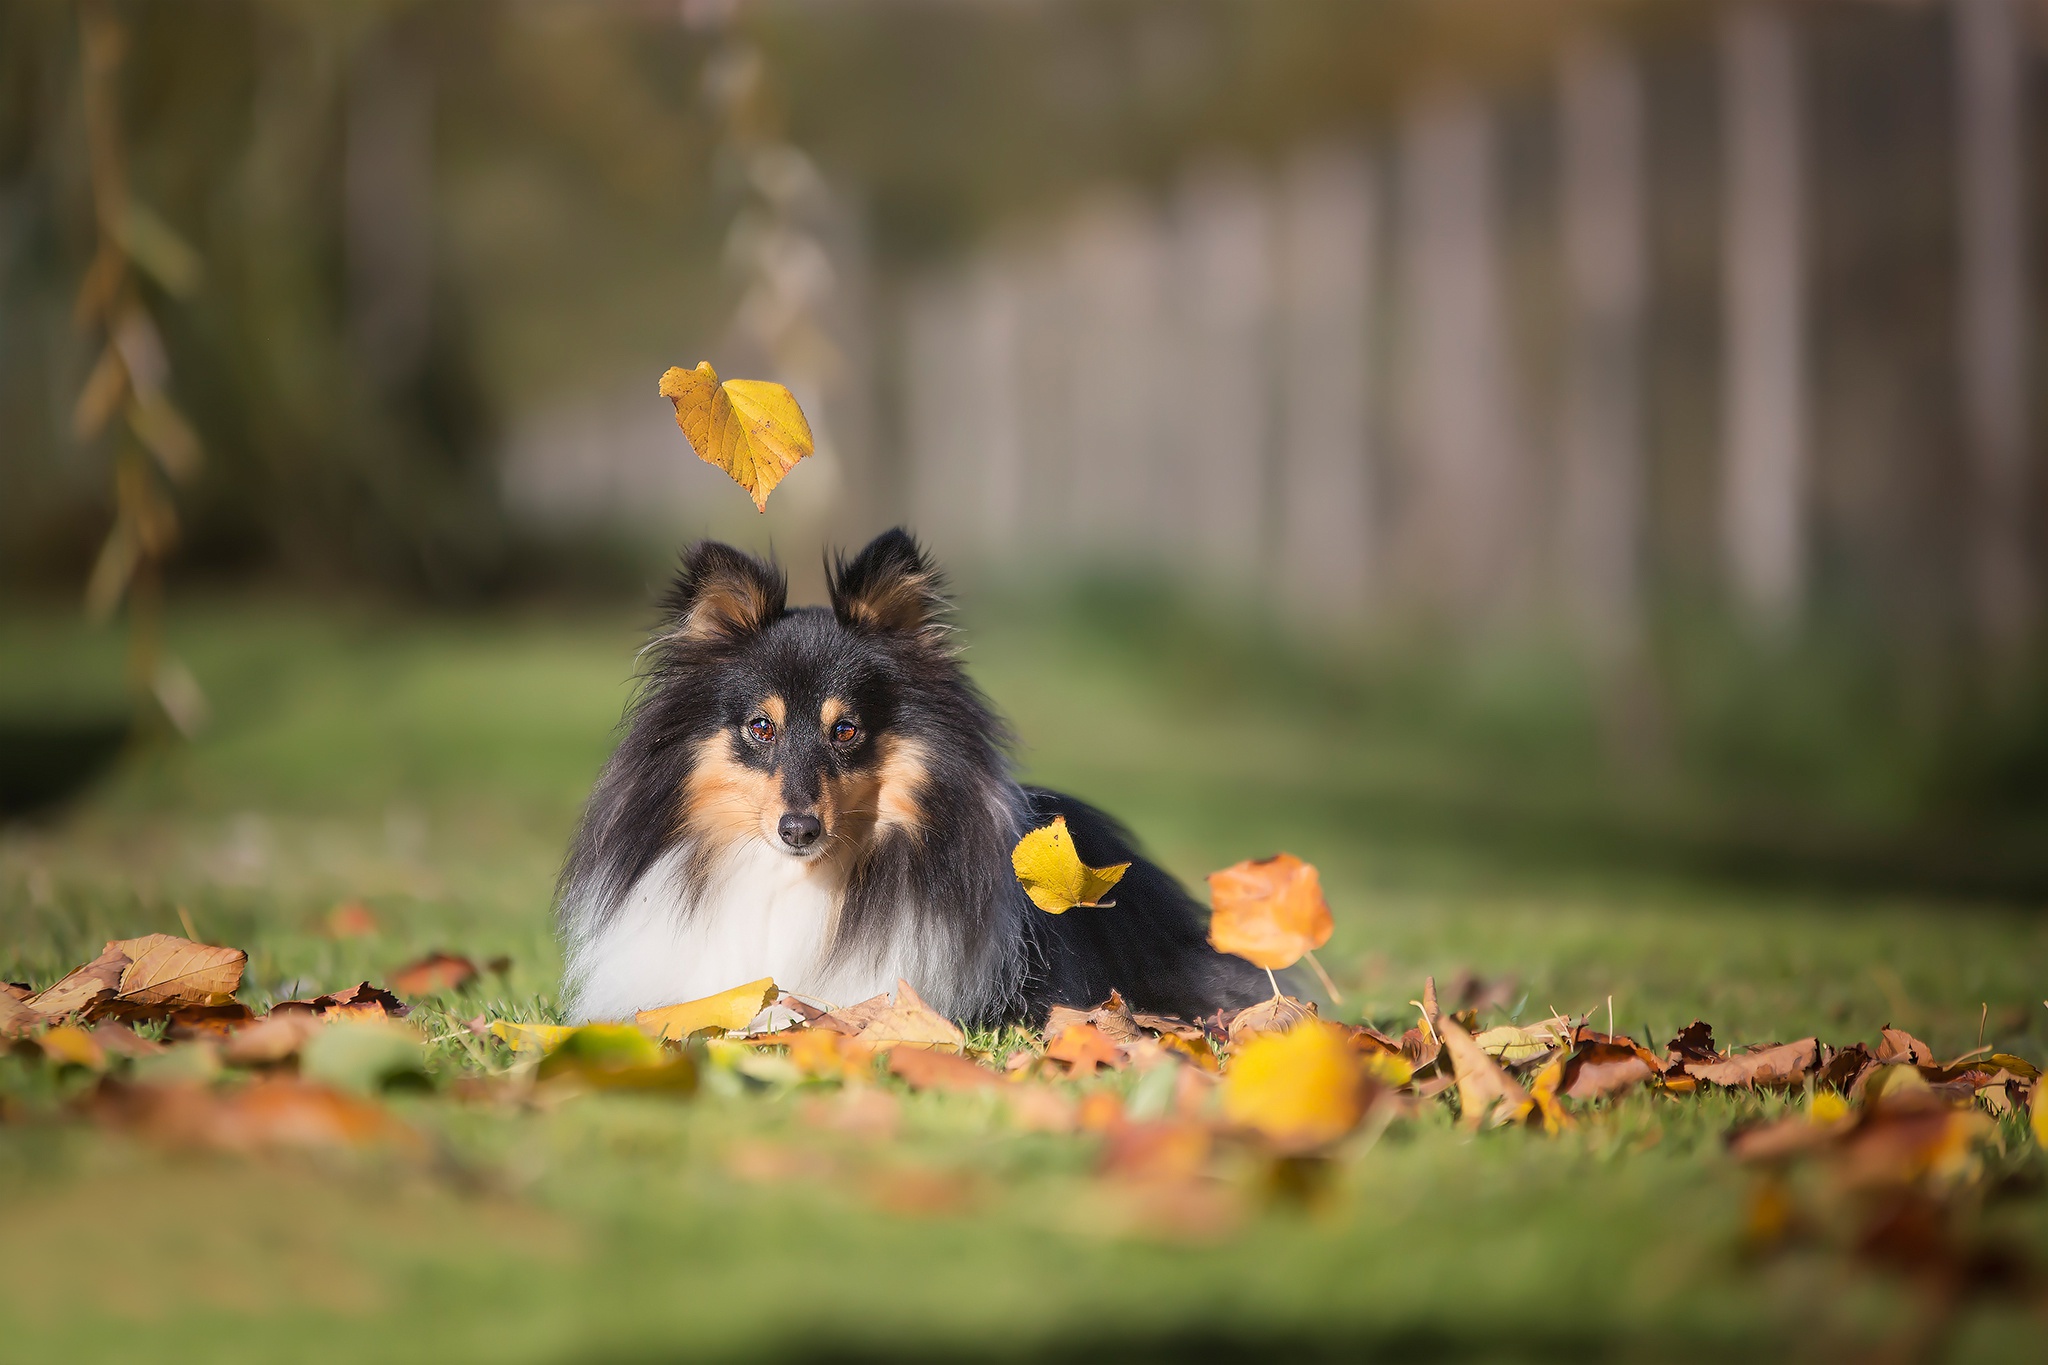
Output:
top-left (4, 0), bottom-right (2048, 896)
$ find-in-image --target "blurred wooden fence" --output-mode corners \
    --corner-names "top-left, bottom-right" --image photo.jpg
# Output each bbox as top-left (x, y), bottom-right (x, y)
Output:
top-left (888, 0), bottom-right (2039, 660)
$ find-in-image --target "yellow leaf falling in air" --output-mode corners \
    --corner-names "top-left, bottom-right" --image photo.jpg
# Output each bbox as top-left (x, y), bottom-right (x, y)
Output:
top-left (1221, 1019), bottom-right (1372, 1152)
top-left (1205, 853), bottom-right (1333, 971)
top-left (636, 977), bottom-right (778, 1042)
top-left (1012, 816), bottom-right (1129, 914)
top-left (659, 362), bottom-right (814, 512)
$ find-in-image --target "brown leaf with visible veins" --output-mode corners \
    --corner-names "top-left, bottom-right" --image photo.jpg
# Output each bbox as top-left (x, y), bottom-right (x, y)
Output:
top-left (391, 951), bottom-right (479, 998)
top-left (888, 1046), bottom-right (997, 1092)
top-left (823, 992), bottom-right (893, 1034)
top-left (1437, 1015), bottom-right (1535, 1129)
top-left (1686, 1038), bottom-right (1821, 1089)
top-left (1226, 994), bottom-right (1316, 1049)
top-left (108, 934), bottom-right (245, 1013)
top-left (1558, 1040), bottom-right (1662, 1100)
top-left (1045, 1023), bottom-right (1124, 1077)
top-left (25, 942), bottom-right (131, 1018)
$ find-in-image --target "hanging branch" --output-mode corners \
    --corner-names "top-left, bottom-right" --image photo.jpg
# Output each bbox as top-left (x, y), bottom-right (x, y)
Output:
top-left (71, 0), bottom-right (208, 737)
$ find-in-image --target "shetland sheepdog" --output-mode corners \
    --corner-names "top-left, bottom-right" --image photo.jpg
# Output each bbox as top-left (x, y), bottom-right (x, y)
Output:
top-left (557, 529), bottom-right (1272, 1026)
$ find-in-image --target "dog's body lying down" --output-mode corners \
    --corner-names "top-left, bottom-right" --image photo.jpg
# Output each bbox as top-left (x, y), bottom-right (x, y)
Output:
top-left (557, 530), bottom-right (1271, 1026)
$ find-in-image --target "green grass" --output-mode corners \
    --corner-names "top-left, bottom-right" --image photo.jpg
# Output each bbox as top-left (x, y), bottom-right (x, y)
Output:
top-left (3, 594), bottom-right (2046, 1363)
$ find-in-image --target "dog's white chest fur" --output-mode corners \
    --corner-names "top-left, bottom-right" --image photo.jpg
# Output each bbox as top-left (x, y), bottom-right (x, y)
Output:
top-left (562, 842), bottom-right (911, 1022)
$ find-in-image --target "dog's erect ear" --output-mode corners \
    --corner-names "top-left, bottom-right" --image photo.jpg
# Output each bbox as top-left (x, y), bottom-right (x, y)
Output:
top-left (661, 542), bottom-right (787, 644)
top-left (828, 529), bottom-right (950, 648)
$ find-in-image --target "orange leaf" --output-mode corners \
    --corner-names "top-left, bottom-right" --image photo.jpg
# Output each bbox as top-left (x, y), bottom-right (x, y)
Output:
top-left (325, 900), bottom-right (381, 938)
top-left (1205, 853), bottom-right (1333, 971)
top-left (390, 952), bottom-right (479, 998)
top-left (888, 1047), bottom-right (998, 1092)
top-left (1045, 1023), bottom-right (1124, 1077)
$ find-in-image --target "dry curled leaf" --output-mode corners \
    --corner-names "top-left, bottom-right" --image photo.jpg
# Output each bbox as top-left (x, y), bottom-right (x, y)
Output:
top-left (1205, 853), bottom-right (1332, 971)
top-left (24, 942), bottom-right (131, 1018)
top-left (109, 934), bottom-right (245, 1013)
top-left (1045, 990), bottom-right (1144, 1044)
top-left (1685, 1038), bottom-right (1821, 1090)
top-left (1012, 816), bottom-right (1128, 914)
top-left (855, 980), bottom-right (965, 1051)
top-left (273, 982), bottom-right (409, 1020)
top-left (1225, 994), bottom-right (1316, 1049)
top-left (1557, 1039), bottom-right (1663, 1100)
top-left (390, 951), bottom-right (479, 998)
top-left (660, 361), bottom-right (815, 511)
top-left (1438, 1015), bottom-right (1536, 1130)
top-left (636, 977), bottom-right (778, 1042)
top-left (0, 992), bottom-right (37, 1040)
top-left (1222, 1018), bottom-right (1375, 1152)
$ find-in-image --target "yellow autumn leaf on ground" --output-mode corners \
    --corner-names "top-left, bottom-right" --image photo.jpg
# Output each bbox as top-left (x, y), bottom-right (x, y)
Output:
top-left (1012, 816), bottom-right (1128, 913)
top-left (1205, 853), bottom-right (1332, 971)
top-left (1221, 1018), bottom-right (1373, 1151)
top-left (491, 1021), bottom-right (576, 1056)
top-left (659, 361), bottom-right (814, 512)
top-left (636, 977), bottom-right (777, 1042)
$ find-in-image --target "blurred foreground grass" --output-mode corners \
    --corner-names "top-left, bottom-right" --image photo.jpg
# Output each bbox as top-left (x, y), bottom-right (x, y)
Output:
top-left (3, 591), bottom-right (2046, 1362)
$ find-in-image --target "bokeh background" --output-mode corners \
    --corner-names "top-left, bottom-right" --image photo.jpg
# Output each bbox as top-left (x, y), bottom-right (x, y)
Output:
top-left (6, 0), bottom-right (2048, 967)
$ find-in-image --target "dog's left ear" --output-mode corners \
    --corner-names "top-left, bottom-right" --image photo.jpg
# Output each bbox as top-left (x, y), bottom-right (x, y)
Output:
top-left (828, 529), bottom-right (950, 649)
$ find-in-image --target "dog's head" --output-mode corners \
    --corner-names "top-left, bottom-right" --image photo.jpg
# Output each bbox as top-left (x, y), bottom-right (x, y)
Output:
top-left (655, 529), bottom-right (957, 863)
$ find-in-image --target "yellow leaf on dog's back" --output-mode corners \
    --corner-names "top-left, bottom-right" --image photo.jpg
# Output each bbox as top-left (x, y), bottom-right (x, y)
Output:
top-left (1012, 816), bottom-right (1128, 914)
top-left (636, 977), bottom-right (778, 1042)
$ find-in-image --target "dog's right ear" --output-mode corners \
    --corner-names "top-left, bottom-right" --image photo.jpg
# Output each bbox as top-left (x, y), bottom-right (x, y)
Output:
top-left (660, 542), bottom-right (786, 645)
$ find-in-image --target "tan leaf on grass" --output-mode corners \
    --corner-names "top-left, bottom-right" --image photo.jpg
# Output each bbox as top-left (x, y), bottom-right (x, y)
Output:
top-left (0, 992), bottom-right (37, 1039)
top-left (888, 1046), bottom-right (998, 1092)
top-left (637, 977), bottom-right (778, 1042)
top-left (855, 980), bottom-right (965, 1051)
top-left (821, 992), bottom-right (893, 1034)
top-left (1474, 1019), bottom-right (1572, 1067)
top-left (1225, 994), bottom-right (1316, 1049)
top-left (1205, 853), bottom-right (1332, 971)
top-left (1437, 1015), bottom-right (1536, 1129)
top-left (1012, 816), bottom-right (1128, 914)
top-left (1685, 1038), bottom-right (1821, 1090)
top-left (1221, 1018), bottom-right (1375, 1151)
top-left (1557, 1039), bottom-right (1663, 1100)
top-left (1045, 1023), bottom-right (1124, 1077)
top-left (25, 941), bottom-right (131, 1017)
top-left (391, 951), bottom-right (479, 998)
top-left (110, 934), bottom-right (245, 1011)
top-left (1875, 1026), bottom-right (1937, 1067)
top-left (659, 361), bottom-right (815, 512)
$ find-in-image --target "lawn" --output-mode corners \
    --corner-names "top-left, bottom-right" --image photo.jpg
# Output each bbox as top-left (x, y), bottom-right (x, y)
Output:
top-left (3, 591), bottom-right (2045, 1363)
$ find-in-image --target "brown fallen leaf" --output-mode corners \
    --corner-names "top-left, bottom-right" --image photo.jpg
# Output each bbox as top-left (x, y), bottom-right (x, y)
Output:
top-left (273, 981), bottom-right (410, 1020)
top-left (1046, 990), bottom-right (1144, 1045)
top-left (1665, 1020), bottom-right (1720, 1068)
top-left (0, 992), bottom-right (38, 1039)
top-left (1045, 1023), bottom-right (1124, 1077)
top-left (1131, 1010), bottom-right (1213, 1045)
top-left (785, 1028), bottom-right (875, 1081)
top-left (89, 1022), bottom-right (166, 1058)
top-left (1557, 1039), bottom-right (1662, 1100)
top-left (390, 951), bottom-right (479, 998)
top-left (1100, 1120), bottom-right (1214, 1184)
top-left (1005, 1085), bottom-right (1078, 1133)
top-left (1205, 853), bottom-right (1333, 972)
top-left (221, 1012), bottom-right (324, 1066)
top-left (1876, 1025), bottom-right (1937, 1068)
top-left (163, 1001), bottom-right (257, 1041)
top-left (1818, 1042), bottom-right (1875, 1095)
top-left (822, 992), bottom-right (893, 1034)
top-left (24, 941), bottom-right (131, 1018)
top-left (855, 980), bottom-right (965, 1051)
top-left (1437, 1015), bottom-right (1535, 1129)
top-left (1685, 1038), bottom-right (1821, 1090)
top-left (2, 982), bottom-right (29, 1002)
top-left (106, 934), bottom-right (245, 1015)
top-left (887, 1046), bottom-right (997, 1092)
top-left (95, 1078), bottom-right (418, 1153)
top-left (325, 900), bottom-right (381, 938)
top-left (1225, 994), bottom-right (1316, 1049)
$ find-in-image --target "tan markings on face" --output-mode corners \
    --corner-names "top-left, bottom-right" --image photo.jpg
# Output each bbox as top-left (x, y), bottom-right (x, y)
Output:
top-left (820, 697), bottom-right (846, 729)
top-left (678, 733), bottom-right (778, 848)
top-left (760, 694), bottom-right (786, 726)
top-left (818, 734), bottom-right (929, 859)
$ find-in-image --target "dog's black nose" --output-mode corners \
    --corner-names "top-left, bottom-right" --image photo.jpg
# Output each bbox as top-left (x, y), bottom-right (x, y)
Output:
top-left (778, 812), bottom-right (823, 850)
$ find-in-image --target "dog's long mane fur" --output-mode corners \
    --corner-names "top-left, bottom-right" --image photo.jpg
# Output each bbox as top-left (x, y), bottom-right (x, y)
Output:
top-left (556, 529), bottom-right (1273, 1027)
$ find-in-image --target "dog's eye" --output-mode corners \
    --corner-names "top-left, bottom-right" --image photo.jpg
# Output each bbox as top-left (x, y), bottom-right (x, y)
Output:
top-left (830, 719), bottom-right (861, 746)
top-left (746, 716), bottom-right (776, 744)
